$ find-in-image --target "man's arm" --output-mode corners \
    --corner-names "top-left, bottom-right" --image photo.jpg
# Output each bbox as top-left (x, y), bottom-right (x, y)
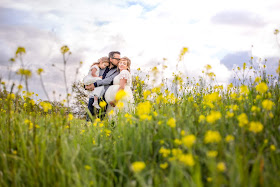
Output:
top-left (94, 70), bottom-right (118, 87)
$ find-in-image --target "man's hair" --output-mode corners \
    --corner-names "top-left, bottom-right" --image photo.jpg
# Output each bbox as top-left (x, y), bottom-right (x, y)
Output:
top-left (108, 51), bottom-right (121, 59)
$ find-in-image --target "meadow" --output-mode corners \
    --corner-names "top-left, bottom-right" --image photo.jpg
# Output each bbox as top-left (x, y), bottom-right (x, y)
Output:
top-left (0, 45), bottom-right (280, 186)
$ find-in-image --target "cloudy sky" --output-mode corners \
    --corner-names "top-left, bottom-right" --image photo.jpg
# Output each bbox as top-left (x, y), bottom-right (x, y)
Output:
top-left (0, 0), bottom-right (280, 100)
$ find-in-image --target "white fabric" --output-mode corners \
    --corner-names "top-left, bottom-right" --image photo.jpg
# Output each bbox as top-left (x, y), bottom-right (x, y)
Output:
top-left (83, 75), bottom-right (101, 86)
top-left (89, 86), bottom-right (105, 98)
top-left (105, 70), bottom-right (134, 114)
top-left (88, 65), bottom-right (100, 77)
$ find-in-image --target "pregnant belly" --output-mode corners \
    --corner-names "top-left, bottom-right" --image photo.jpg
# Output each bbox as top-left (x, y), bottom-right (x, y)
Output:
top-left (105, 85), bottom-right (120, 103)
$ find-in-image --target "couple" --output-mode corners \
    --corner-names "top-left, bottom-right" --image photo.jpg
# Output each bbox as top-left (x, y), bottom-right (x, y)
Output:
top-left (84, 51), bottom-right (134, 119)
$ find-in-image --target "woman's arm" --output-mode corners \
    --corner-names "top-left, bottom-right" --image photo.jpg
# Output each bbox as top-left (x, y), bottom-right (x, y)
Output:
top-left (91, 67), bottom-right (98, 77)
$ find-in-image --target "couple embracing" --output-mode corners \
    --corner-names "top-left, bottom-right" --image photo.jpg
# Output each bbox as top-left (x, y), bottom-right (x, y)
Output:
top-left (84, 51), bottom-right (134, 120)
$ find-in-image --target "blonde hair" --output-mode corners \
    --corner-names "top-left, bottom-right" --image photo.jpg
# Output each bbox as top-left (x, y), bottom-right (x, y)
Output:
top-left (120, 57), bottom-right (131, 72)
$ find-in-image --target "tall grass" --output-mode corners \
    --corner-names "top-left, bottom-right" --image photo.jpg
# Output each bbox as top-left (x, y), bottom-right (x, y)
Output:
top-left (1, 64), bottom-right (280, 186)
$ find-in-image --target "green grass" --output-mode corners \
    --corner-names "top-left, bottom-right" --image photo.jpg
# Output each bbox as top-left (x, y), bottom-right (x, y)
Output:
top-left (1, 80), bottom-right (280, 187)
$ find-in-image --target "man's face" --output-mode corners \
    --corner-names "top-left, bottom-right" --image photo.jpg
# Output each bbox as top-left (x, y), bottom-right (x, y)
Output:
top-left (111, 53), bottom-right (120, 66)
top-left (85, 84), bottom-right (94, 91)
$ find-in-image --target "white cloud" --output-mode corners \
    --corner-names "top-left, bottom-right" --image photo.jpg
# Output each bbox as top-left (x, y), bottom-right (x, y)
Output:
top-left (1, 0), bottom-right (280, 100)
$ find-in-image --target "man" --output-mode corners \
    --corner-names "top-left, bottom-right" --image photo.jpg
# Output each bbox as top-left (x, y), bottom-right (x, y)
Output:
top-left (86, 51), bottom-right (121, 120)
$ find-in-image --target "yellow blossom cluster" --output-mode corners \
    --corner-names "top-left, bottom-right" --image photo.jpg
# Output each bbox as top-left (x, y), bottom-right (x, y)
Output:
top-left (131, 161), bottom-right (146, 173)
top-left (206, 111), bottom-right (222, 124)
top-left (204, 130), bottom-right (221, 144)
top-left (136, 101), bottom-right (152, 120)
top-left (39, 102), bottom-right (52, 112)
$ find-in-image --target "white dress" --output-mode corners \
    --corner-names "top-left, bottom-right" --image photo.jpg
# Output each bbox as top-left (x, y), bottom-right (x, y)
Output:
top-left (86, 65), bottom-right (103, 98)
top-left (105, 70), bottom-right (134, 114)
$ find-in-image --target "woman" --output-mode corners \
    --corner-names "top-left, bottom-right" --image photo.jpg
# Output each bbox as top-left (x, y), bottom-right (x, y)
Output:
top-left (105, 57), bottom-right (134, 115)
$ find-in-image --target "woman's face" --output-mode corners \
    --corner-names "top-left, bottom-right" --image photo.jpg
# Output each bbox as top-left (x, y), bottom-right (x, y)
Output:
top-left (118, 59), bottom-right (128, 71)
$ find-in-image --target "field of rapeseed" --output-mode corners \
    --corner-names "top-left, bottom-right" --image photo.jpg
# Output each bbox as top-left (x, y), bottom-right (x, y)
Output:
top-left (1, 47), bottom-right (280, 186)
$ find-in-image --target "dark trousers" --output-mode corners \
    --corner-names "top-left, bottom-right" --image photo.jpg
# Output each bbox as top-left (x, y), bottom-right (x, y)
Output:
top-left (86, 97), bottom-right (107, 121)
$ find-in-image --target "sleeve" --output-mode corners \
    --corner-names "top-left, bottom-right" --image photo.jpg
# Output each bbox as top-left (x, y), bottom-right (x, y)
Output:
top-left (119, 70), bottom-right (130, 80)
top-left (95, 70), bottom-right (118, 87)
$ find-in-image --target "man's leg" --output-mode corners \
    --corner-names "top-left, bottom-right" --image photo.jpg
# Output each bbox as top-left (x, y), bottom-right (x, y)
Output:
top-left (98, 96), bottom-right (108, 120)
top-left (86, 97), bottom-right (95, 121)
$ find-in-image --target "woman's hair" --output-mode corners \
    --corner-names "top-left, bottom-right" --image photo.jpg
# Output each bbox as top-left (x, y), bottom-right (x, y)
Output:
top-left (119, 57), bottom-right (131, 72)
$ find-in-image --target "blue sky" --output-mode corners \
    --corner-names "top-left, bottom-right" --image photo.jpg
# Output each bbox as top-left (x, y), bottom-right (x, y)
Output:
top-left (0, 0), bottom-right (280, 100)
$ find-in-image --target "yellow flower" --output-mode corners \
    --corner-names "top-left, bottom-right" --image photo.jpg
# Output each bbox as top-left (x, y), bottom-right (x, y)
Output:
top-left (270, 145), bottom-right (276, 151)
top-left (240, 85), bottom-right (249, 95)
top-left (230, 104), bottom-right (239, 111)
top-left (99, 101), bottom-right (107, 108)
top-left (217, 162), bottom-right (226, 172)
top-left (7, 93), bottom-right (15, 100)
top-left (84, 165), bottom-right (91, 170)
top-left (205, 64), bottom-right (212, 70)
top-left (206, 111), bottom-right (222, 124)
top-left (116, 101), bottom-right (124, 109)
top-left (68, 114), bottom-right (73, 121)
top-left (207, 150), bottom-right (218, 158)
top-left (174, 139), bottom-right (182, 145)
top-left (160, 162), bottom-right (168, 169)
top-left (226, 111), bottom-right (234, 118)
top-left (17, 84), bottom-right (23, 90)
top-left (178, 154), bottom-right (195, 167)
top-left (198, 115), bottom-right (205, 123)
top-left (180, 130), bottom-right (185, 136)
top-left (172, 148), bottom-right (183, 158)
top-left (182, 134), bottom-right (196, 148)
top-left (204, 130), bottom-right (221, 144)
top-left (254, 76), bottom-right (261, 83)
top-left (137, 101), bottom-right (151, 116)
top-left (139, 114), bottom-right (152, 121)
top-left (167, 118), bottom-right (176, 128)
top-left (108, 110), bottom-right (114, 116)
top-left (249, 121), bottom-right (263, 133)
top-left (115, 90), bottom-right (127, 101)
top-left (159, 147), bottom-right (171, 157)
top-left (179, 47), bottom-right (188, 61)
top-left (262, 100), bottom-right (274, 111)
top-left (207, 177), bottom-right (212, 182)
top-left (225, 135), bottom-right (234, 142)
top-left (131, 161), bottom-right (146, 173)
top-left (237, 113), bottom-right (248, 127)
top-left (36, 68), bottom-right (44, 75)
top-left (251, 106), bottom-right (260, 113)
top-left (40, 102), bottom-right (52, 112)
top-left (256, 82), bottom-right (268, 94)
top-left (143, 90), bottom-right (151, 99)
top-left (92, 139), bottom-right (96, 145)
top-left (105, 129), bottom-right (111, 137)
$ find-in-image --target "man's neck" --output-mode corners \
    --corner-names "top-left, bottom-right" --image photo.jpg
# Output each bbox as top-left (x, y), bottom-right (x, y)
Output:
top-left (109, 63), bottom-right (116, 69)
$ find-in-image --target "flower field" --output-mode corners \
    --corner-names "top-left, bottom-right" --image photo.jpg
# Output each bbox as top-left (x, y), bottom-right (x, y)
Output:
top-left (1, 65), bottom-right (280, 186)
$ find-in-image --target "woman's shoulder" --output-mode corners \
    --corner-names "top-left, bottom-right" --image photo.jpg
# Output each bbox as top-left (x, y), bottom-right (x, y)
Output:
top-left (120, 70), bottom-right (130, 75)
